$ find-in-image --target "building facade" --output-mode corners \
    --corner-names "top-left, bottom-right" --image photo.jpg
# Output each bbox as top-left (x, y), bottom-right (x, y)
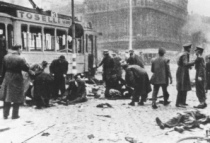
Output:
top-left (84, 0), bottom-right (188, 52)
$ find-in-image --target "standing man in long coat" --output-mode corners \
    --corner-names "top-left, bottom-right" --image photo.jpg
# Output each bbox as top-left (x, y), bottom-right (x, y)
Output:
top-left (150, 48), bottom-right (172, 109)
top-left (193, 46), bottom-right (207, 109)
top-left (206, 56), bottom-right (210, 92)
top-left (50, 55), bottom-right (68, 99)
top-left (0, 45), bottom-right (30, 119)
top-left (176, 44), bottom-right (195, 107)
top-left (127, 50), bottom-right (144, 68)
top-left (122, 64), bottom-right (151, 106)
top-left (96, 50), bottom-right (114, 86)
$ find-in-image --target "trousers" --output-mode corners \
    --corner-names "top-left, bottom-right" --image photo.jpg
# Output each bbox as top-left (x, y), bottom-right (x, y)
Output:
top-left (152, 84), bottom-right (169, 102)
top-left (176, 91), bottom-right (187, 105)
top-left (3, 102), bottom-right (20, 118)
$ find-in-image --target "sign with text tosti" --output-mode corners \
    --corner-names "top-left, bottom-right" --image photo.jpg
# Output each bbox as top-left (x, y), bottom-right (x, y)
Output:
top-left (17, 10), bottom-right (71, 27)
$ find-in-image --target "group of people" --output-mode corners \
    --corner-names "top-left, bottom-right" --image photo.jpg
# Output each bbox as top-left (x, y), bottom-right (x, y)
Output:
top-left (0, 43), bottom-right (209, 120)
top-left (0, 45), bottom-right (87, 119)
top-left (97, 43), bottom-right (209, 110)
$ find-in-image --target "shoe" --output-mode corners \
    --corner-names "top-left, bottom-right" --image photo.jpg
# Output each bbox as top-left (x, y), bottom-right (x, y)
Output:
top-left (152, 103), bottom-right (158, 109)
top-left (12, 116), bottom-right (20, 119)
top-left (183, 103), bottom-right (188, 106)
top-left (3, 116), bottom-right (8, 119)
top-left (176, 104), bottom-right (186, 108)
top-left (155, 117), bottom-right (165, 129)
top-left (164, 101), bottom-right (171, 106)
top-left (138, 102), bottom-right (144, 106)
top-left (174, 127), bottom-right (184, 133)
top-left (128, 102), bottom-right (135, 106)
top-left (194, 104), bottom-right (206, 109)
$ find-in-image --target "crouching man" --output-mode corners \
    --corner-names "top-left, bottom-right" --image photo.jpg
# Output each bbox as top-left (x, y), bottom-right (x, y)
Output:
top-left (62, 74), bottom-right (87, 105)
top-left (122, 64), bottom-right (151, 106)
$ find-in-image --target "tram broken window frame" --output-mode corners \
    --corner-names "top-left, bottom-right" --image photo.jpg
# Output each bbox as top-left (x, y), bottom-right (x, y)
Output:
top-left (7, 24), bottom-right (13, 49)
top-left (29, 25), bottom-right (42, 51)
top-left (56, 29), bottom-right (67, 52)
top-left (44, 27), bottom-right (55, 51)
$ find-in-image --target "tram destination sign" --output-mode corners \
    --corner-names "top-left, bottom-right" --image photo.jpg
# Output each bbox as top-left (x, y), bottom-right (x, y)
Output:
top-left (17, 10), bottom-right (71, 27)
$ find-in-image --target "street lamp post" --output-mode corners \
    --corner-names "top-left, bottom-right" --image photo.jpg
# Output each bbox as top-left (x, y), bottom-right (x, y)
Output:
top-left (129, 0), bottom-right (133, 50)
top-left (71, 0), bottom-right (77, 75)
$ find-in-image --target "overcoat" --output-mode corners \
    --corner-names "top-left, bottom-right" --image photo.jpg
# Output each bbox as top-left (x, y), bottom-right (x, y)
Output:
top-left (206, 61), bottom-right (210, 89)
top-left (0, 52), bottom-right (29, 103)
top-left (98, 55), bottom-right (114, 81)
top-left (125, 65), bottom-right (151, 95)
top-left (176, 51), bottom-right (194, 91)
top-left (113, 56), bottom-right (122, 77)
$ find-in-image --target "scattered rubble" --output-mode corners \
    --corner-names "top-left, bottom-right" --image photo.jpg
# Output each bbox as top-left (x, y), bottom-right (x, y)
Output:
top-left (96, 103), bottom-right (113, 108)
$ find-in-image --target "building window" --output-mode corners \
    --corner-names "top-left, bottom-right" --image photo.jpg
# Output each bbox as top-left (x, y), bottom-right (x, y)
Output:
top-left (56, 29), bottom-right (66, 52)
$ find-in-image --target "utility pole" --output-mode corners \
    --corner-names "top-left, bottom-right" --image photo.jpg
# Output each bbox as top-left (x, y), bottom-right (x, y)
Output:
top-left (71, 0), bottom-right (77, 75)
top-left (129, 0), bottom-right (133, 50)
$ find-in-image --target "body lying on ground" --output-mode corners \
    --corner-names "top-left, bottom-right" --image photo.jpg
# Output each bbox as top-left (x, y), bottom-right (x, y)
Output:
top-left (156, 110), bottom-right (210, 132)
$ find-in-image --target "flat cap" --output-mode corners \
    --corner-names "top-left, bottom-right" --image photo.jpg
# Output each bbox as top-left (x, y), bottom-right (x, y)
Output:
top-left (59, 55), bottom-right (66, 60)
top-left (158, 47), bottom-right (166, 54)
top-left (195, 46), bottom-right (204, 52)
top-left (183, 43), bottom-right (192, 49)
top-left (103, 50), bottom-right (109, 54)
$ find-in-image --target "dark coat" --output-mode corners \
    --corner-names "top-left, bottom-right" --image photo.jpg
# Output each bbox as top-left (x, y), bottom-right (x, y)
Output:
top-left (113, 56), bottom-right (122, 77)
top-left (33, 72), bottom-right (54, 101)
top-left (49, 59), bottom-right (68, 75)
top-left (195, 57), bottom-right (206, 81)
top-left (150, 56), bottom-right (171, 85)
top-left (98, 55), bottom-right (114, 81)
top-left (206, 61), bottom-right (210, 89)
top-left (176, 51), bottom-right (194, 91)
top-left (127, 54), bottom-right (144, 68)
top-left (0, 52), bottom-right (29, 103)
top-left (125, 65), bottom-right (151, 95)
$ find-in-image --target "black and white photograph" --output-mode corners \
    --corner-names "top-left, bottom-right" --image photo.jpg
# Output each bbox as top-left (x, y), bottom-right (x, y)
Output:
top-left (0, 0), bottom-right (210, 142)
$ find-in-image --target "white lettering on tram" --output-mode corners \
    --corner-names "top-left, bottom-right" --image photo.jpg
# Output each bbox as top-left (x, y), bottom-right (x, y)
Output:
top-left (17, 10), bottom-right (71, 27)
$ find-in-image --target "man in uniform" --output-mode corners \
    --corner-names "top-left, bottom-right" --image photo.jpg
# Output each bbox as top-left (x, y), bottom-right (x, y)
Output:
top-left (122, 64), bottom-right (151, 106)
top-left (176, 44), bottom-right (195, 107)
top-left (205, 56), bottom-right (210, 92)
top-left (96, 50), bottom-right (114, 86)
top-left (194, 46), bottom-right (207, 109)
top-left (150, 48), bottom-right (172, 109)
top-left (0, 45), bottom-right (30, 119)
top-left (127, 50), bottom-right (144, 68)
top-left (50, 55), bottom-right (68, 99)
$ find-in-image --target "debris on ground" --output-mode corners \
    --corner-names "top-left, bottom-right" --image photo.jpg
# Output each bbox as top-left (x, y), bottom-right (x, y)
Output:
top-left (96, 115), bottom-right (111, 118)
top-left (125, 137), bottom-right (142, 143)
top-left (41, 132), bottom-right (50, 136)
top-left (87, 134), bottom-right (95, 139)
top-left (0, 127), bottom-right (10, 133)
top-left (96, 103), bottom-right (113, 108)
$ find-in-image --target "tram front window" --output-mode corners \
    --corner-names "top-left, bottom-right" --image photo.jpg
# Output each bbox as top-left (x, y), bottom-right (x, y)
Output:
top-left (21, 24), bottom-right (28, 51)
top-left (29, 26), bottom-right (42, 51)
top-left (44, 28), bottom-right (55, 51)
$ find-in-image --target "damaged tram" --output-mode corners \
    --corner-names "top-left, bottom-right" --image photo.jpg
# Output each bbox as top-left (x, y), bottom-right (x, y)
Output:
top-left (0, 1), bottom-right (98, 80)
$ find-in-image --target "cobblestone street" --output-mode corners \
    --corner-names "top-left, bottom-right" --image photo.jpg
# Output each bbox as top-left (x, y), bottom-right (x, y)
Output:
top-left (0, 64), bottom-right (209, 143)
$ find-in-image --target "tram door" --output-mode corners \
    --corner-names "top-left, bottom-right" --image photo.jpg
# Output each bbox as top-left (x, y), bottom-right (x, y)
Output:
top-left (0, 23), bottom-right (6, 83)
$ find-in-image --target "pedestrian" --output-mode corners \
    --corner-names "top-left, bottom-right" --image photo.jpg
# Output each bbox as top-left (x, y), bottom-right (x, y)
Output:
top-left (206, 56), bottom-right (210, 92)
top-left (176, 44), bottom-right (195, 107)
top-left (112, 52), bottom-right (122, 78)
top-left (50, 55), bottom-right (68, 99)
top-left (122, 64), bottom-right (151, 106)
top-left (33, 61), bottom-right (54, 109)
top-left (127, 50), bottom-right (144, 68)
top-left (0, 45), bottom-right (30, 119)
top-left (139, 51), bottom-right (145, 65)
top-left (96, 50), bottom-right (114, 86)
top-left (193, 46), bottom-right (207, 109)
top-left (150, 48), bottom-right (172, 109)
